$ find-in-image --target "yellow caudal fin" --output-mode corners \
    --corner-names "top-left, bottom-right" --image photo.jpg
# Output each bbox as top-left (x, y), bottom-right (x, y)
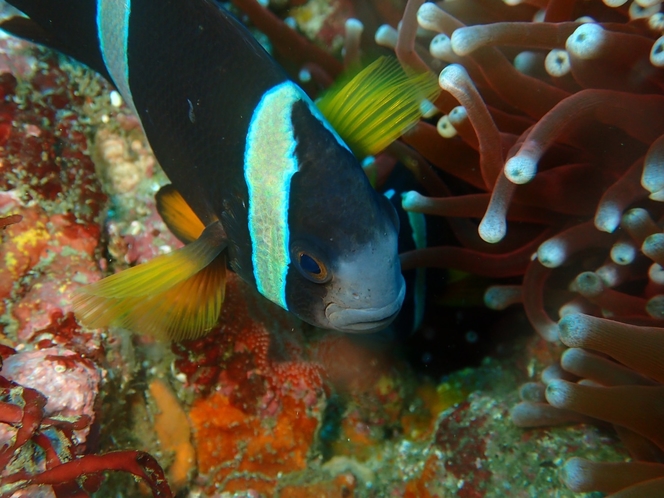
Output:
top-left (156, 184), bottom-right (206, 244)
top-left (73, 222), bottom-right (228, 341)
top-left (316, 56), bottom-right (440, 158)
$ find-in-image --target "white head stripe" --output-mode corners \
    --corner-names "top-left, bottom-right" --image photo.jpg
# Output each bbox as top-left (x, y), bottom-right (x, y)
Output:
top-left (96, 0), bottom-right (137, 115)
top-left (245, 81), bottom-right (303, 310)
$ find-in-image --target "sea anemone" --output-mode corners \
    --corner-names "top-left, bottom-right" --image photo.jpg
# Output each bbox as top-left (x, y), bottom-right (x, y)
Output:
top-left (356, 0), bottom-right (664, 495)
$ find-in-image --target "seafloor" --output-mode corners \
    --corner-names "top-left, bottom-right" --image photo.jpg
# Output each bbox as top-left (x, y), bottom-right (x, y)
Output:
top-left (1, 0), bottom-right (662, 497)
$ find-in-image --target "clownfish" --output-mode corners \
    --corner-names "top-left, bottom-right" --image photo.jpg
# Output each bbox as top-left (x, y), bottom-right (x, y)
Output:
top-left (1, 0), bottom-right (439, 339)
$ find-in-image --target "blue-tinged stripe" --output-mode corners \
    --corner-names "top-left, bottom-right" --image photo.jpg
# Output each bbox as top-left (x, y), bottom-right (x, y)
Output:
top-left (96, 0), bottom-right (137, 114)
top-left (407, 210), bottom-right (427, 332)
top-left (244, 81), bottom-right (304, 310)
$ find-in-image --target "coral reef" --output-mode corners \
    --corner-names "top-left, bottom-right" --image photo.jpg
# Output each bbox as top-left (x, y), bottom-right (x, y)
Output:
top-left (4, 0), bottom-right (663, 496)
top-left (0, 35), bottom-right (173, 496)
top-left (190, 393), bottom-right (319, 495)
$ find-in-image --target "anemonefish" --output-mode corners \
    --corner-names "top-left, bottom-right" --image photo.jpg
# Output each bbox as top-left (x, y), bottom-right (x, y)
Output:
top-left (1, 0), bottom-right (439, 340)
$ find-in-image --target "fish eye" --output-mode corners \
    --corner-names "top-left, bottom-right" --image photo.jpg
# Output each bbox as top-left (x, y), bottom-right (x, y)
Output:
top-left (297, 251), bottom-right (329, 283)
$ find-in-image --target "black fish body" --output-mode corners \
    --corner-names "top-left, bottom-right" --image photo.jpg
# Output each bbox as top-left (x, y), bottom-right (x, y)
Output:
top-left (3, 0), bottom-right (405, 332)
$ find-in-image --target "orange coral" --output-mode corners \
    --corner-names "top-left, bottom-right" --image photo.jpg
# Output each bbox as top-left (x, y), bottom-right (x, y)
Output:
top-left (189, 392), bottom-right (319, 494)
top-left (148, 379), bottom-right (196, 492)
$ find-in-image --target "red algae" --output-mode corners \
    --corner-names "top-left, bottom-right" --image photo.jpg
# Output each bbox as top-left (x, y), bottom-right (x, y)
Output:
top-left (0, 347), bottom-right (171, 498)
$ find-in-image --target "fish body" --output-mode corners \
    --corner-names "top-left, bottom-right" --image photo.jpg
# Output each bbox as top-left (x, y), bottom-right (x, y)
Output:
top-left (2, 0), bottom-right (406, 333)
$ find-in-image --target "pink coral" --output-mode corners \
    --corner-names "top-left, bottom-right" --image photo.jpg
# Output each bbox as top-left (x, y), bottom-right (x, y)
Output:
top-left (1, 348), bottom-right (100, 444)
top-left (0, 351), bottom-right (171, 498)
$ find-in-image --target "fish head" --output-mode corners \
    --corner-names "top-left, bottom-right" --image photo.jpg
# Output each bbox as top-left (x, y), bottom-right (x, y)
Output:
top-left (285, 100), bottom-right (405, 332)
top-left (287, 214), bottom-right (405, 333)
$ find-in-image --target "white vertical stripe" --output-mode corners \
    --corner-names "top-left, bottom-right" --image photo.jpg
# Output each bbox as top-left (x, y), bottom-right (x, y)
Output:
top-left (244, 81), bottom-right (303, 310)
top-left (96, 0), bottom-right (137, 114)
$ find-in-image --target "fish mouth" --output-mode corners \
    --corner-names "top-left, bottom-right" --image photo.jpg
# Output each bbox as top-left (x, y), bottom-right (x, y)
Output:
top-left (324, 283), bottom-right (406, 333)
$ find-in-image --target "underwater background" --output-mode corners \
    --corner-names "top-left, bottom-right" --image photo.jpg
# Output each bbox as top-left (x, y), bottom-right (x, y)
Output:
top-left (1, 0), bottom-right (664, 496)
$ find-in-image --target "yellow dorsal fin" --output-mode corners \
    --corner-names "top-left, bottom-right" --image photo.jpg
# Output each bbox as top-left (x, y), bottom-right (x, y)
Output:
top-left (73, 222), bottom-right (227, 341)
top-left (156, 184), bottom-right (206, 244)
top-left (316, 56), bottom-right (440, 158)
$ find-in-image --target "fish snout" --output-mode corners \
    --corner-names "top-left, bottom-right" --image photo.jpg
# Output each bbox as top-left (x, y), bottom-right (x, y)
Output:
top-left (325, 275), bottom-right (406, 332)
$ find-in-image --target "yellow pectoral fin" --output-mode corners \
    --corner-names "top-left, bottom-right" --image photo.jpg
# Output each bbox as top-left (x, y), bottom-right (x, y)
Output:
top-left (316, 56), bottom-right (440, 158)
top-left (156, 184), bottom-right (206, 244)
top-left (74, 222), bottom-right (227, 341)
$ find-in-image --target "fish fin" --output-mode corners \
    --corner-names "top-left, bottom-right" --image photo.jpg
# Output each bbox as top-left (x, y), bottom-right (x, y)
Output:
top-left (73, 221), bottom-right (228, 341)
top-left (156, 184), bottom-right (206, 244)
top-left (316, 56), bottom-right (440, 158)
